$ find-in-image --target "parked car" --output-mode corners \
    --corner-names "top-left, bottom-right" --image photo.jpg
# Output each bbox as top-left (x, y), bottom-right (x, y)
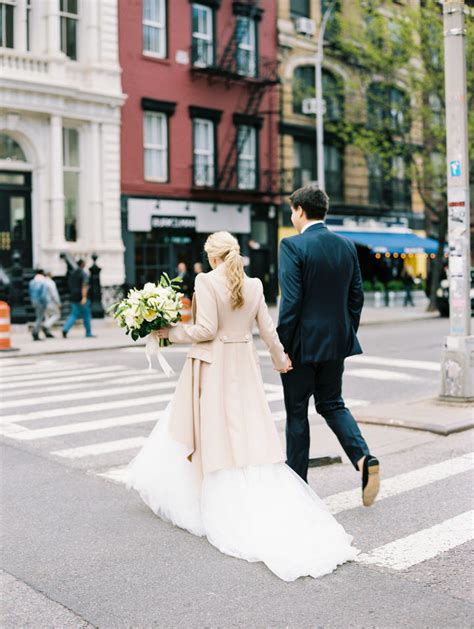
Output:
top-left (436, 268), bottom-right (474, 317)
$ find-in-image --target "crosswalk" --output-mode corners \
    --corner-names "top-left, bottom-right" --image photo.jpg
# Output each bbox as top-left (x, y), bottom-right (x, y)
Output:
top-left (1, 352), bottom-right (472, 575)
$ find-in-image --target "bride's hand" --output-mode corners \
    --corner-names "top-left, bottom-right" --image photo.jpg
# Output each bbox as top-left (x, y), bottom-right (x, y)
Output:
top-left (278, 355), bottom-right (293, 373)
top-left (155, 328), bottom-right (170, 340)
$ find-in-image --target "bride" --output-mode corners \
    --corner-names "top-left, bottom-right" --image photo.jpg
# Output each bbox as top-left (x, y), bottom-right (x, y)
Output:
top-left (125, 231), bottom-right (358, 581)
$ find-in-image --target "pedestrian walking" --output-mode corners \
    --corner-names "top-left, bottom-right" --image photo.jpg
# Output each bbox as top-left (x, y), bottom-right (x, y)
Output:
top-left (176, 261), bottom-right (193, 298)
top-left (28, 270), bottom-right (50, 341)
top-left (43, 272), bottom-right (61, 336)
top-left (62, 260), bottom-right (95, 338)
top-left (402, 269), bottom-right (415, 307)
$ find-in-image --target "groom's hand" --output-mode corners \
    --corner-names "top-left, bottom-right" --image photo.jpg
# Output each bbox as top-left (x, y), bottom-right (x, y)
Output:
top-left (277, 354), bottom-right (293, 373)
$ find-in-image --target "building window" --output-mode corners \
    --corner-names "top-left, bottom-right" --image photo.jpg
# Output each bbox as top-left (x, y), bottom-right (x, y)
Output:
top-left (292, 65), bottom-right (314, 114)
top-left (63, 127), bottom-right (80, 242)
top-left (324, 144), bottom-right (343, 202)
top-left (368, 154), bottom-right (411, 212)
top-left (192, 3), bottom-right (214, 67)
top-left (321, 0), bottom-right (340, 42)
top-left (0, 1), bottom-right (15, 48)
top-left (60, 0), bottom-right (78, 60)
top-left (290, 0), bottom-right (310, 18)
top-left (322, 71), bottom-right (343, 121)
top-left (293, 139), bottom-right (316, 190)
top-left (193, 118), bottom-right (215, 187)
top-left (237, 126), bottom-right (257, 190)
top-left (367, 83), bottom-right (410, 134)
top-left (428, 93), bottom-right (443, 128)
top-left (144, 112), bottom-right (168, 182)
top-left (26, 0), bottom-right (32, 50)
top-left (236, 15), bottom-right (257, 77)
top-left (391, 155), bottom-right (410, 212)
top-left (143, 0), bottom-right (166, 57)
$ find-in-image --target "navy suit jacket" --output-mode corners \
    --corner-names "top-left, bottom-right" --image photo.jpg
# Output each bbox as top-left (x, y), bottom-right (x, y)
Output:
top-left (277, 223), bottom-right (364, 364)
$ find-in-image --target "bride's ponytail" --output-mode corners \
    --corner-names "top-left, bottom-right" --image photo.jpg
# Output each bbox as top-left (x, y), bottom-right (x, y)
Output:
top-left (204, 231), bottom-right (245, 309)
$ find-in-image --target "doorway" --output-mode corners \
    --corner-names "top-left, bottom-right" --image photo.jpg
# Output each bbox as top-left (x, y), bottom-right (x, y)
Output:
top-left (0, 171), bottom-right (32, 268)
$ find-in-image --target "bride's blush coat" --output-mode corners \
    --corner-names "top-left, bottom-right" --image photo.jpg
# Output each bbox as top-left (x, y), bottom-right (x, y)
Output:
top-left (167, 265), bottom-right (288, 478)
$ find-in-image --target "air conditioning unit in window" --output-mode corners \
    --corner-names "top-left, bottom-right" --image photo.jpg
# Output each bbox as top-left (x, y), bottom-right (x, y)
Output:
top-left (295, 18), bottom-right (316, 36)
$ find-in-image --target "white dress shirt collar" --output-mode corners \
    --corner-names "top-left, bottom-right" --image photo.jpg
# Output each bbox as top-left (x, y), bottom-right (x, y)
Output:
top-left (301, 220), bottom-right (324, 234)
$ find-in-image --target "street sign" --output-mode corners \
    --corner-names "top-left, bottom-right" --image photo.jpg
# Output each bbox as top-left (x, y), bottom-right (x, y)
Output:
top-left (449, 160), bottom-right (461, 177)
top-left (302, 98), bottom-right (326, 115)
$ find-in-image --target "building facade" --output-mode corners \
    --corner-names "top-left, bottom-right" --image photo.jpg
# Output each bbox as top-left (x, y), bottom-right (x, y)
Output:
top-left (0, 0), bottom-right (125, 291)
top-left (119, 0), bottom-right (280, 301)
top-left (277, 0), bottom-right (434, 283)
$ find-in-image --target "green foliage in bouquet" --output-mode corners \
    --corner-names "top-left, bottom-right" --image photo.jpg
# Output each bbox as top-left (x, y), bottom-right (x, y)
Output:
top-left (109, 273), bottom-right (184, 344)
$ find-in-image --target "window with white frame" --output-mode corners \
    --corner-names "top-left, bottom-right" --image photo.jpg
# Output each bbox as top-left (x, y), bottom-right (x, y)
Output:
top-left (143, 0), bottom-right (166, 57)
top-left (237, 125), bottom-right (257, 190)
top-left (144, 111), bottom-right (168, 182)
top-left (60, 0), bottom-right (78, 60)
top-left (0, 1), bottom-right (15, 48)
top-left (193, 118), bottom-right (215, 187)
top-left (63, 127), bottom-right (80, 242)
top-left (192, 3), bottom-right (214, 67)
top-left (235, 15), bottom-right (256, 77)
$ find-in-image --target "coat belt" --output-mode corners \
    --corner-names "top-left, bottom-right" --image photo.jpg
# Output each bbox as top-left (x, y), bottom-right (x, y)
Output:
top-left (219, 333), bottom-right (251, 343)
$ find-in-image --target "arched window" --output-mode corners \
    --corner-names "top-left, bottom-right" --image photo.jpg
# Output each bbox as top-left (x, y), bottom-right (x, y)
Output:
top-left (322, 70), bottom-right (343, 121)
top-left (292, 65), bottom-right (314, 114)
top-left (367, 83), bottom-right (410, 134)
top-left (0, 134), bottom-right (27, 162)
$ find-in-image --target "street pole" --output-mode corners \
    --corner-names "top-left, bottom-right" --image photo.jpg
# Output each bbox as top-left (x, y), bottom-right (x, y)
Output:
top-left (314, 4), bottom-right (334, 191)
top-left (440, 0), bottom-right (473, 400)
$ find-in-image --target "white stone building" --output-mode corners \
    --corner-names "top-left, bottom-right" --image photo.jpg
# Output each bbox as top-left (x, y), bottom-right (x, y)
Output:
top-left (0, 0), bottom-right (125, 288)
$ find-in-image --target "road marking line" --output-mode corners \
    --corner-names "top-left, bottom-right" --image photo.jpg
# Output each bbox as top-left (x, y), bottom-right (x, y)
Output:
top-left (11, 411), bottom-right (164, 440)
top-left (325, 453), bottom-right (474, 514)
top-left (0, 365), bottom-right (127, 386)
top-left (0, 421), bottom-right (31, 437)
top-left (1, 379), bottom-right (178, 410)
top-left (52, 437), bottom-right (147, 458)
top-left (356, 511), bottom-right (474, 570)
top-left (0, 359), bottom-right (45, 367)
top-left (1, 371), bottom-right (168, 397)
top-left (347, 355), bottom-right (440, 372)
top-left (345, 368), bottom-right (423, 382)
top-left (0, 360), bottom-right (70, 375)
top-left (0, 392), bottom-right (174, 425)
top-left (96, 466), bottom-right (129, 482)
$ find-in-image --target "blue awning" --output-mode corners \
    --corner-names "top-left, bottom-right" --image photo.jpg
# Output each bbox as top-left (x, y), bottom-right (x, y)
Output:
top-left (333, 231), bottom-right (439, 254)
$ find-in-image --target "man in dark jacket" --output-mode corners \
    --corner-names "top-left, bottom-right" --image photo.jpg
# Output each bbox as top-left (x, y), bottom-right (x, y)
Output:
top-left (62, 260), bottom-right (94, 338)
top-left (277, 184), bottom-right (379, 506)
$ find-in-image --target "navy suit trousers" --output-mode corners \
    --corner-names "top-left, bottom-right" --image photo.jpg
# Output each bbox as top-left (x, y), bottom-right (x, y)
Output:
top-left (281, 359), bottom-right (370, 482)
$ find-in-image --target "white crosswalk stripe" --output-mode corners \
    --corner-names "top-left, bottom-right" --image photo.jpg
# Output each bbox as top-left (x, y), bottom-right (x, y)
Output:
top-left (0, 365), bottom-right (128, 386)
top-left (347, 355), bottom-right (440, 372)
top-left (345, 368), bottom-right (423, 382)
top-left (52, 437), bottom-right (147, 459)
top-left (356, 511), bottom-right (474, 570)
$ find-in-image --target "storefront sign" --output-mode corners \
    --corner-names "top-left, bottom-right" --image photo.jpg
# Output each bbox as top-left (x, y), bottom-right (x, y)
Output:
top-left (151, 215), bottom-right (196, 230)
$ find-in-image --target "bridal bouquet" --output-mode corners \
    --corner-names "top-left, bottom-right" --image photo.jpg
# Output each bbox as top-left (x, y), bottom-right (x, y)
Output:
top-left (110, 273), bottom-right (184, 376)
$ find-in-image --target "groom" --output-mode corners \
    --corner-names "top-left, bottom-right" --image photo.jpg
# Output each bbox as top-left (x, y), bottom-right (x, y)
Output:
top-left (277, 184), bottom-right (380, 507)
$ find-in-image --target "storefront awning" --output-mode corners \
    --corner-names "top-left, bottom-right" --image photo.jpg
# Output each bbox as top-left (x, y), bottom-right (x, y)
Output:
top-left (334, 231), bottom-right (439, 255)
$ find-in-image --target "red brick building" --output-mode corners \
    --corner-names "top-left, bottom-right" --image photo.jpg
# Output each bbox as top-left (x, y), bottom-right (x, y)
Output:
top-left (119, 0), bottom-right (280, 300)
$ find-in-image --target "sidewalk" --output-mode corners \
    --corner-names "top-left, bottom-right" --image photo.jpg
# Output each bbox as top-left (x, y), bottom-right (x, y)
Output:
top-left (3, 304), bottom-right (439, 360)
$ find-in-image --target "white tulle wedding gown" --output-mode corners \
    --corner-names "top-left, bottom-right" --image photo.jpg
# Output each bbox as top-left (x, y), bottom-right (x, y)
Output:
top-left (125, 404), bottom-right (358, 582)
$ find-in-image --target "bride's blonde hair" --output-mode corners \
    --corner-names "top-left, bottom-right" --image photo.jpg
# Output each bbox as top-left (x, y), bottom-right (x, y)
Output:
top-left (204, 231), bottom-right (245, 309)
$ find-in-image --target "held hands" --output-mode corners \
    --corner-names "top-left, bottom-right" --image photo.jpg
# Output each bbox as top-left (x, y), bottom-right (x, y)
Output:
top-left (277, 354), bottom-right (293, 374)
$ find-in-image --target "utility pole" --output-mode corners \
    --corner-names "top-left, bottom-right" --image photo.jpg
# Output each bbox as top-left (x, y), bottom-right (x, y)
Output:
top-left (440, 0), bottom-right (473, 400)
top-left (314, 3), bottom-right (335, 191)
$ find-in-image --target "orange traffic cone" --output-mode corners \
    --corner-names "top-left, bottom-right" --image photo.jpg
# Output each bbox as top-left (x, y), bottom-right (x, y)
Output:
top-left (0, 301), bottom-right (18, 352)
top-left (180, 297), bottom-right (192, 323)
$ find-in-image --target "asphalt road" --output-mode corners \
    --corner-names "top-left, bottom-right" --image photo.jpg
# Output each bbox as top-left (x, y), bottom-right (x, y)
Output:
top-left (1, 317), bottom-right (473, 628)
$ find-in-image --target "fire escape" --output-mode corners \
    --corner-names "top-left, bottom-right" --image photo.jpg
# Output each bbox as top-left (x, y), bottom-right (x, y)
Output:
top-left (190, 1), bottom-right (279, 194)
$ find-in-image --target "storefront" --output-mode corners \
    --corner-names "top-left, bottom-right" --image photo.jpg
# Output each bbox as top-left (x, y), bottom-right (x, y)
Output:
top-left (122, 197), bottom-right (279, 301)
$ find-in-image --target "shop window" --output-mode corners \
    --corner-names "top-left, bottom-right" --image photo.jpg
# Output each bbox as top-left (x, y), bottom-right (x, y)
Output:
top-left (63, 127), bottom-right (80, 242)
top-left (144, 111), bottom-right (168, 182)
top-left (143, 0), bottom-right (166, 58)
top-left (192, 3), bottom-right (214, 67)
top-left (60, 0), bottom-right (78, 60)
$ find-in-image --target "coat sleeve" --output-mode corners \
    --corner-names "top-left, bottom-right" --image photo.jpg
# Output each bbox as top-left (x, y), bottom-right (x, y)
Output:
top-left (255, 280), bottom-right (288, 371)
top-left (168, 273), bottom-right (218, 344)
top-left (276, 237), bottom-right (303, 355)
top-left (348, 244), bottom-right (364, 332)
